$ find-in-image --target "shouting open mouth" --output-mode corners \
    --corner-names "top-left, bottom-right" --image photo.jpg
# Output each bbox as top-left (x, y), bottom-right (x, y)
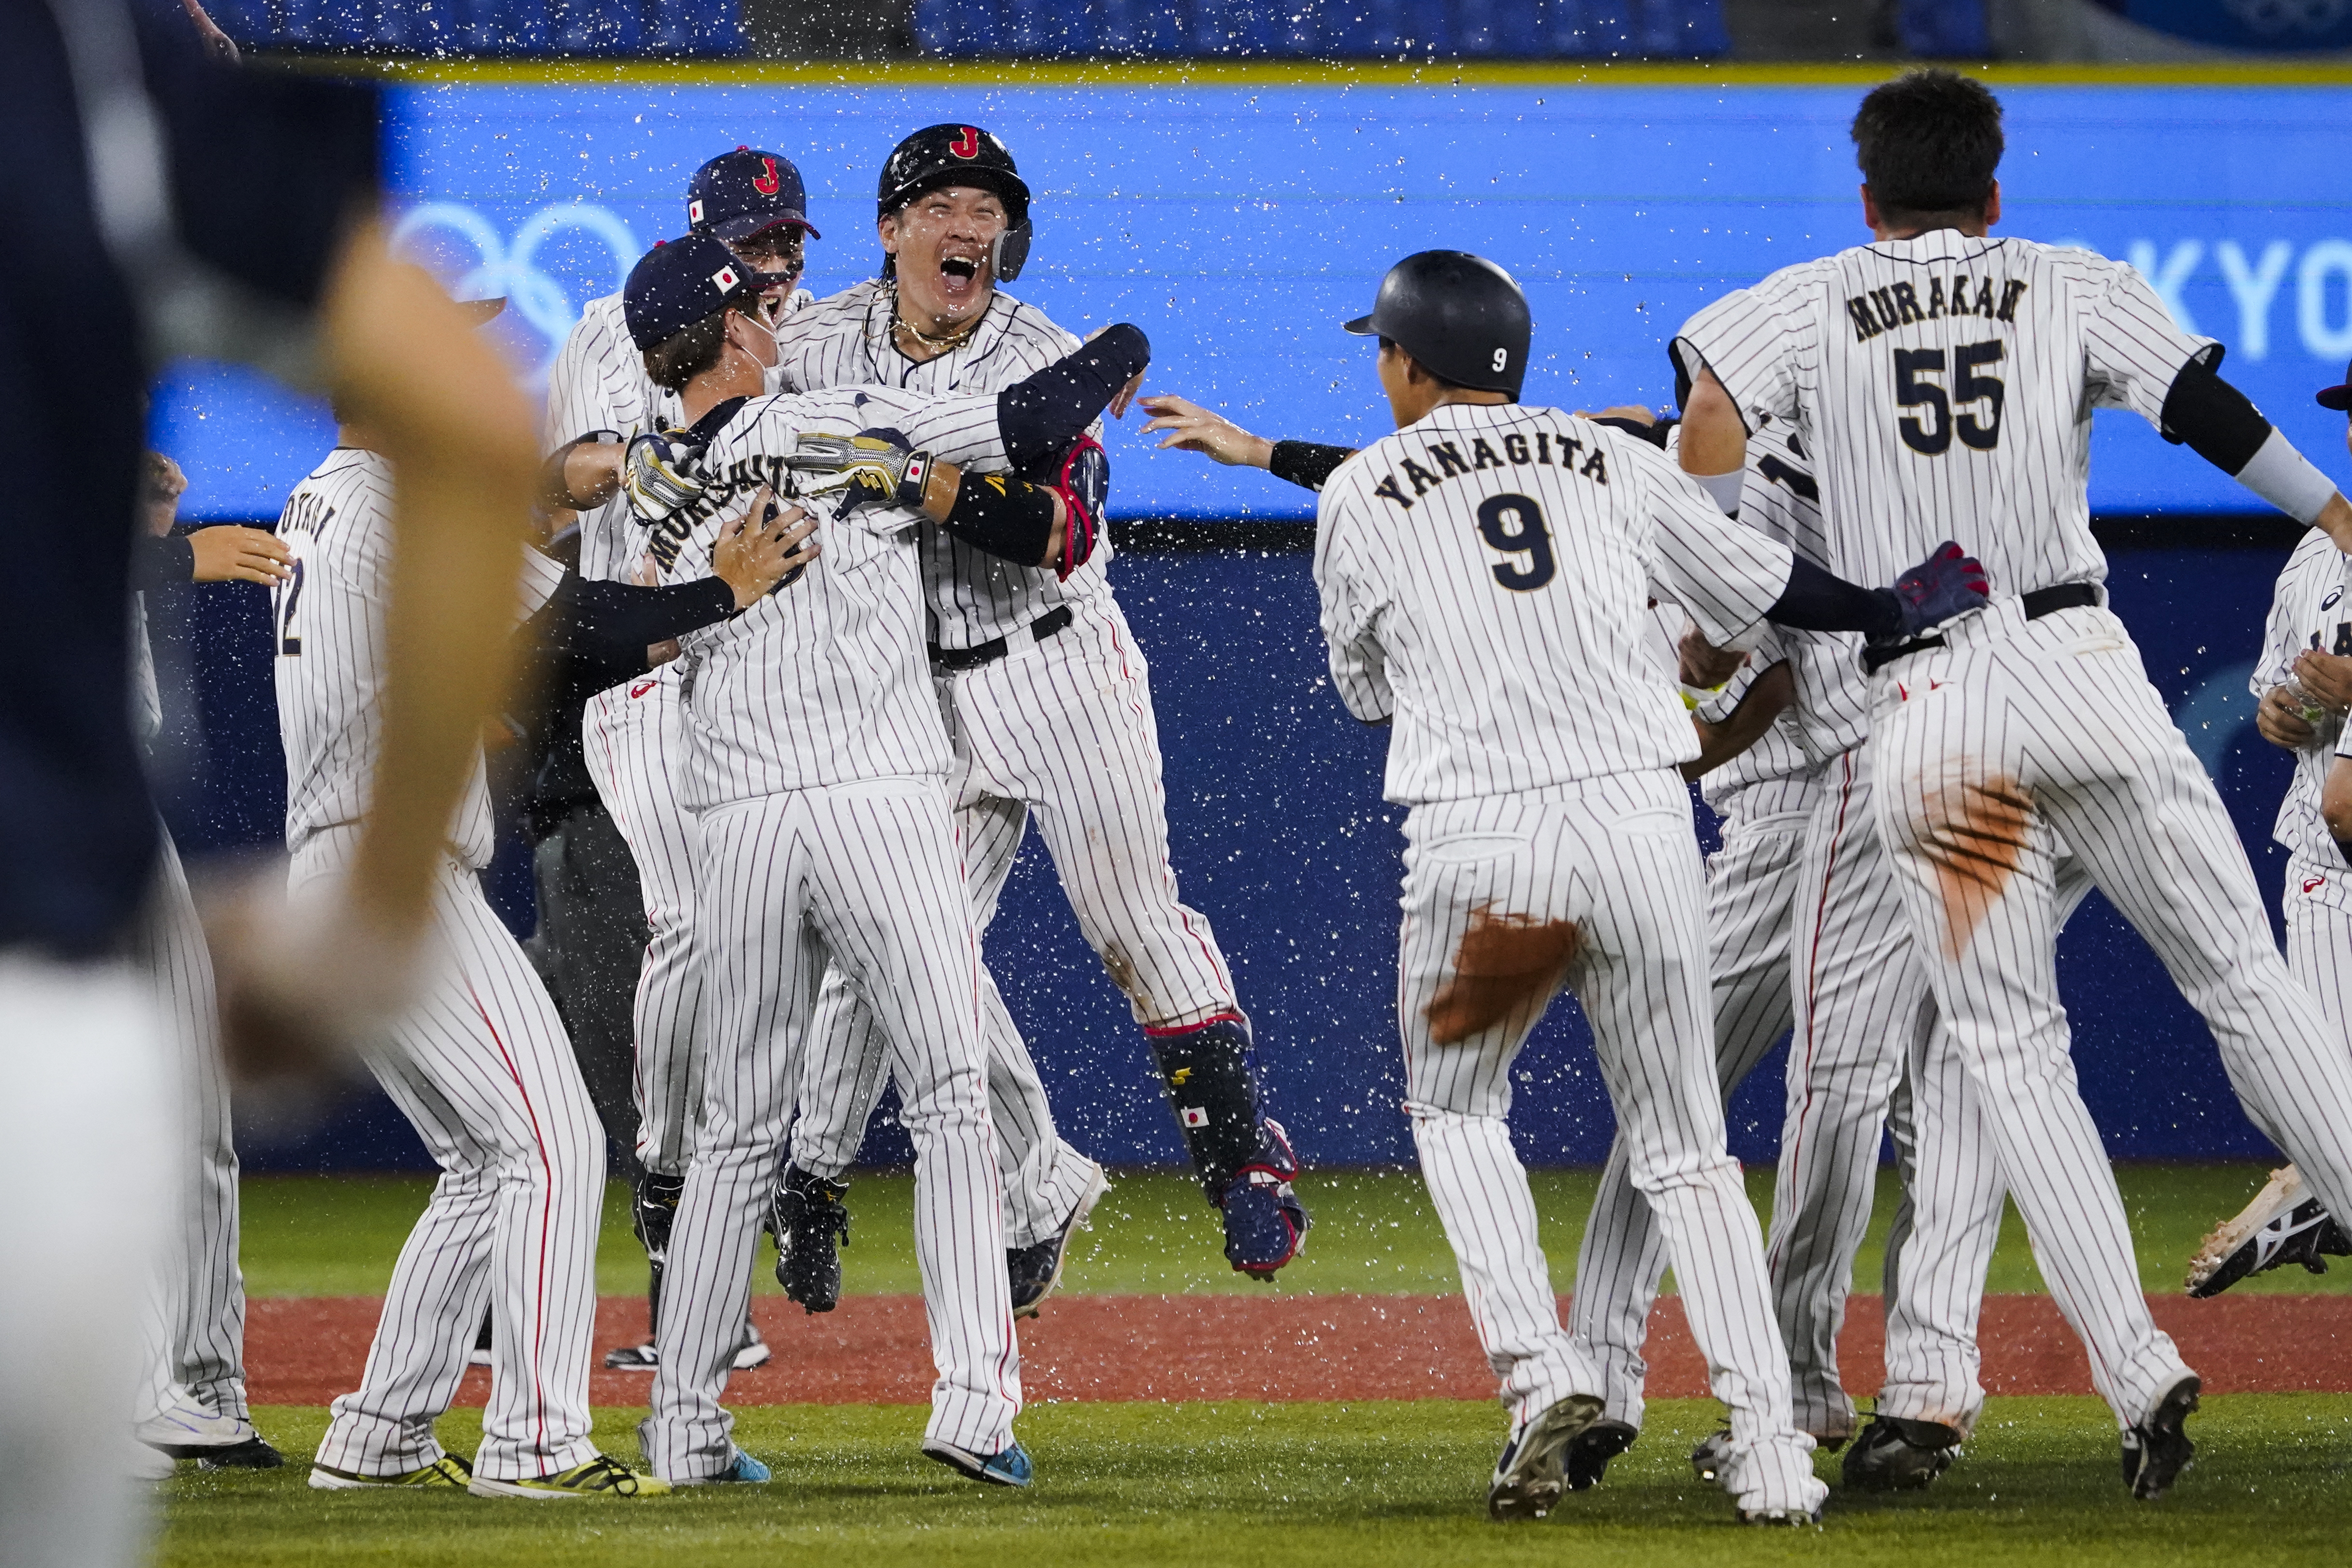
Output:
top-left (936, 250), bottom-right (987, 308)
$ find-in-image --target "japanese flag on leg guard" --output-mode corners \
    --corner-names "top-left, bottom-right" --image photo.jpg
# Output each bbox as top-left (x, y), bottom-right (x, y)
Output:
top-left (1144, 1013), bottom-right (1309, 1277)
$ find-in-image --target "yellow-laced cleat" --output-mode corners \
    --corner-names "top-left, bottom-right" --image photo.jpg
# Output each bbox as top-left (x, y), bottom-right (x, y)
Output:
top-left (467, 1454), bottom-right (670, 1500)
top-left (309, 1454), bottom-right (473, 1491)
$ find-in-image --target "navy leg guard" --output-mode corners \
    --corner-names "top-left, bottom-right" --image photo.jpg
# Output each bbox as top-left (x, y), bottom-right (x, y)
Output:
top-left (1146, 1013), bottom-right (1309, 1278)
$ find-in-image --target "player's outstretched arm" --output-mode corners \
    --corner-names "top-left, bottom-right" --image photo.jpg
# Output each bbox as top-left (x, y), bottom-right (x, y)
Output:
top-left (1137, 395), bottom-right (1360, 493)
top-left (2157, 357), bottom-right (2352, 548)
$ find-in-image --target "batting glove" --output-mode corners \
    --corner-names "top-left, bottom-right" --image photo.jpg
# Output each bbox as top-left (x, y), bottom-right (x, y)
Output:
top-left (623, 428), bottom-right (710, 524)
top-left (791, 429), bottom-right (932, 516)
top-left (1885, 540), bottom-right (1992, 640)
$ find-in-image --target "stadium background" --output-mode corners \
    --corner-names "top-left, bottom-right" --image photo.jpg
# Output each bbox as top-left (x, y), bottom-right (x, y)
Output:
top-left (141, 3), bottom-right (2352, 1176)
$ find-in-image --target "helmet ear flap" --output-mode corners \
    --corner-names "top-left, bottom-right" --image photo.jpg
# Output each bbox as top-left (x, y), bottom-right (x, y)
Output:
top-left (990, 217), bottom-right (1032, 284)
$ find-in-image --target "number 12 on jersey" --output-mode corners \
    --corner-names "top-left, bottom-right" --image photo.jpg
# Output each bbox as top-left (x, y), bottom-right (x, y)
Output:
top-left (272, 556), bottom-right (306, 656)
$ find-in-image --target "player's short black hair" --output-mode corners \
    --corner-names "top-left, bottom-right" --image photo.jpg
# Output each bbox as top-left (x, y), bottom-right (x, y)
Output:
top-left (1376, 335), bottom-right (1476, 395)
top-left (1851, 69), bottom-right (2004, 223)
top-left (642, 286), bottom-right (765, 392)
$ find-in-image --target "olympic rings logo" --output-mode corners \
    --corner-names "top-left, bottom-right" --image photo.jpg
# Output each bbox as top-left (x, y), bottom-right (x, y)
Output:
top-left (388, 201), bottom-right (640, 384)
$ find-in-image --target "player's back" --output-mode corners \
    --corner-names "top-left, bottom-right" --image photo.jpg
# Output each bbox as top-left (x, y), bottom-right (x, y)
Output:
top-left (1679, 231), bottom-right (2205, 603)
top-left (668, 390), bottom-right (957, 804)
top-left (1317, 403), bottom-right (1720, 805)
top-left (272, 449), bottom-right (492, 865)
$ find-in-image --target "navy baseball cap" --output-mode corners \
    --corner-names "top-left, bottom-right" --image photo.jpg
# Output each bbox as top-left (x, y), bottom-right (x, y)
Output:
top-left (2320, 358), bottom-right (2352, 411)
top-left (621, 235), bottom-right (792, 350)
top-left (687, 146), bottom-right (820, 244)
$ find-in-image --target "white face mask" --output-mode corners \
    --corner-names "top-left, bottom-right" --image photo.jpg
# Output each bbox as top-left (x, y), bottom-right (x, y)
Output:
top-left (732, 305), bottom-right (783, 393)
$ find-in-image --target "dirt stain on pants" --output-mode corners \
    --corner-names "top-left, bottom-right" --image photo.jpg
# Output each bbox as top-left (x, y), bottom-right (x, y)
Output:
top-left (1425, 907), bottom-right (1581, 1046)
top-left (1913, 773), bottom-right (2035, 959)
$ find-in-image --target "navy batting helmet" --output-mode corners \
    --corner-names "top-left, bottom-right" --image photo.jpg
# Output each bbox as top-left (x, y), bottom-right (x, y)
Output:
top-left (877, 123), bottom-right (1034, 282)
top-left (1345, 251), bottom-right (1531, 400)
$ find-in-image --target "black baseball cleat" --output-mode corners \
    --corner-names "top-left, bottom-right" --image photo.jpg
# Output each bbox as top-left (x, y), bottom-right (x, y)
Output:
top-left (1842, 1414), bottom-right (1961, 1492)
top-left (1689, 1427), bottom-right (1732, 1484)
top-left (771, 1165), bottom-right (851, 1313)
top-left (2122, 1374), bottom-right (2199, 1501)
top-left (198, 1436), bottom-right (285, 1471)
top-left (1008, 1165), bottom-right (1109, 1319)
top-left (633, 1172), bottom-right (686, 1265)
top-left (1487, 1394), bottom-right (1604, 1521)
top-left (1563, 1419), bottom-right (1637, 1491)
top-left (2185, 1166), bottom-right (2350, 1298)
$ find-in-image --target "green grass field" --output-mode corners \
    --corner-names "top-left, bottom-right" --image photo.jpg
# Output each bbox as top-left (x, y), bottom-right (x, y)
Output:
top-left (162, 1162), bottom-right (2351, 1567)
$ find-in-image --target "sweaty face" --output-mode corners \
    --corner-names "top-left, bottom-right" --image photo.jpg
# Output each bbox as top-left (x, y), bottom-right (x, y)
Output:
top-left (883, 185), bottom-right (1006, 326)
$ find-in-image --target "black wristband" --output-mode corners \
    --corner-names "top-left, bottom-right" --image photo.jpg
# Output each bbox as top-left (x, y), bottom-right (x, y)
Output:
top-left (1268, 440), bottom-right (1356, 493)
top-left (939, 469), bottom-right (1056, 565)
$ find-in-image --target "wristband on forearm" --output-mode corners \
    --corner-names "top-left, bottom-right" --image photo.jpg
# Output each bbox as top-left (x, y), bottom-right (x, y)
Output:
top-left (2238, 428), bottom-right (2341, 526)
top-left (937, 469), bottom-right (1057, 565)
top-left (1268, 440), bottom-right (1356, 493)
top-left (1690, 468), bottom-right (1745, 516)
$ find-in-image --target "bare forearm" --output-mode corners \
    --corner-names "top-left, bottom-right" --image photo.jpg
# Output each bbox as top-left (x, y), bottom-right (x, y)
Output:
top-left (322, 220), bottom-right (536, 936)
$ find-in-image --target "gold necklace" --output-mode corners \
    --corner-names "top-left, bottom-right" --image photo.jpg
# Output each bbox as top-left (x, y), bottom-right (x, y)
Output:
top-left (890, 283), bottom-right (984, 355)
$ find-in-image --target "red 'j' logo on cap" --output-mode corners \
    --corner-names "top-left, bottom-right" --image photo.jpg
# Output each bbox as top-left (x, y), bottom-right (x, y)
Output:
top-left (949, 126), bottom-right (980, 159)
top-left (753, 156), bottom-right (781, 195)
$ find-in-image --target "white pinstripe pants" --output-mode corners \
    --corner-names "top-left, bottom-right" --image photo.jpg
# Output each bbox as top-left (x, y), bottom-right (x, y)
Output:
top-left (1399, 772), bottom-right (1821, 1514)
top-left (131, 827), bottom-right (249, 1425)
top-left (2283, 853), bottom-right (2352, 1061)
top-left (582, 666), bottom-right (702, 1176)
top-left (1776, 743), bottom-right (2090, 1439)
top-left (643, 780), bottom-right (1017, 1478)
top-left (792, 596), bottom-right (1224, 1244)
top-left (1567, 800), bottom-right (1810, 1432)
top-left (1872, 599), bottom-right (2352, 1427)
top-left (298, 831), bottom-right (604, 1482)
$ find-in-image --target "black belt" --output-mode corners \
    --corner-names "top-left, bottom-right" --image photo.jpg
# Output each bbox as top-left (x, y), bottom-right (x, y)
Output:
top-left (929, 605), bottom-right (1074, 672)
top-left (1861, 583), bottom-right (2102, 675)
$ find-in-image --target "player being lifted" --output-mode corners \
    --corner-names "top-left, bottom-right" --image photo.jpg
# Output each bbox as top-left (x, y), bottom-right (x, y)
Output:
top-left (765, 124), bottom-right (1307, 1310)
top-left (1671, 69), bottom-right (2352, 1499)
top-left (579, 235), bottom-right (1155, 1486)
top-left (1312, 250), bottom-right (1989, 1524)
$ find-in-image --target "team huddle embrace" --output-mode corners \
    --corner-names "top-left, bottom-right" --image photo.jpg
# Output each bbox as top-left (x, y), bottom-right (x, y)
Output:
top-left (145, 69), bottom-right (2352, 1522)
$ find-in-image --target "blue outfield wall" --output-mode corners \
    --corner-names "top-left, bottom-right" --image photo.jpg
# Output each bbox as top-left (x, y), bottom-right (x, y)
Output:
top-left (136, 76), bottom-right (2350, 1171)
top-left (149, 533), bottom-right (2308, 1174)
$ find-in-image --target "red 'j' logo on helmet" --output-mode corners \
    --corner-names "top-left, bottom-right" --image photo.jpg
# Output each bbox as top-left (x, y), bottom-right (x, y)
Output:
top-left (752, 156), bottom-right (781, 195)
top-left (949, 126), bottom-right (980, 159)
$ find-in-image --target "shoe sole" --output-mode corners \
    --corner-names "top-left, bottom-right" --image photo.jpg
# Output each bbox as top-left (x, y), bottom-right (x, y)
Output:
top-left (921, 1441), bottom-right (1031, 1488)
top-left (2186, 1167), bottom-right (2302, 1296)
top-left (1015, 1164), bottom-right (1111, 1321)
top-left (603, 1347), bottom-right (659, 1371)
top-left (465, 1476), bottom-right (663, 1500)
top-left (198, 1438), bottom-right (285, 1470)
top-left (1489, 1394), bottom-right (1604, 1521)
top-left (2126, 1376), bottom-right (2200, 1501)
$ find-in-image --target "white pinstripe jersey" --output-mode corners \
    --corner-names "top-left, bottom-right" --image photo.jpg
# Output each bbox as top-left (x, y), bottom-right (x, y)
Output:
top-left (541, 292), bottom-right (651, 586)
top-left (664, 385), bottom-right (1010, 804)
top-left (1315, 401), bottom-right (1796, 806)
top-left (769, 278), bottom-right (1106, 649)
top-left (272, 449), bottom-right (566, 866)
top-left (2260, 528), bottom-right (2352, 869)
top-left (1674, 231), bottom-right (2213, 603)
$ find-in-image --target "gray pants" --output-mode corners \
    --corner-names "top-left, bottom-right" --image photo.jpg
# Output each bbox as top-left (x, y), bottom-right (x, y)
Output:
top-left (529, 802), bottom-right (649, 1183)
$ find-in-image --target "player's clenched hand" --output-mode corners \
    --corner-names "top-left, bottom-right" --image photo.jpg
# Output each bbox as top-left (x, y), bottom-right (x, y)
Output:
top-left (624, 428), bottom-right (710, 522)
top-left (2257, 683), bottom-right (2319, 750)
top-left (1137, 395), bottom-right (1275, 469)
top-left (189, 525), bottom-right (295, 584)
top-left (713, 488), bottom-right (819, 607)
top-left (1885, 541), bottom-right (1992, 639)
top-left (1678, 619), bottom-right (1745, 688)
top-left (2291, 649), bottom-right (2352, 717)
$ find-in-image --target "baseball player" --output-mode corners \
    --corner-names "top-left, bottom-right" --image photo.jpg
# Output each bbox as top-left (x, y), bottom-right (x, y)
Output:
top-left (767, 125), bottom-right (1305, 1314)
top-left (605, 235), bottom-right (1150, 1486)
top-left (1314, 248), bottom-right (1991, 1524)
top-left (1144, 388), bottom-right (2015, 1489)
top-left (276, 309), bottom-right (673, 1498)
top-left (2188, 361), bottom-right (2352, 1296)
top-left (542, 146), bottom-right (817, 1371)
top-left (1672, 67), bottom-right (2352, 1499)
top-left (126, 456), bottom-right (291, 1473)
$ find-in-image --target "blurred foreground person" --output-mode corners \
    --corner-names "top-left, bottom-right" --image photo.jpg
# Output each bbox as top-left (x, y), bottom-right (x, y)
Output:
top-left (4, 1), bottom-right (537, 1562)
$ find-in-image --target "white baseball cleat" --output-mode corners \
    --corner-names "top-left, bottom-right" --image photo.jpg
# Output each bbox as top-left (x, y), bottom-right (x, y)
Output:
top-left (2186, 1165), bottom-right (2350, 1298)
top-left (136, 1387), bottom-right (254, 1454)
